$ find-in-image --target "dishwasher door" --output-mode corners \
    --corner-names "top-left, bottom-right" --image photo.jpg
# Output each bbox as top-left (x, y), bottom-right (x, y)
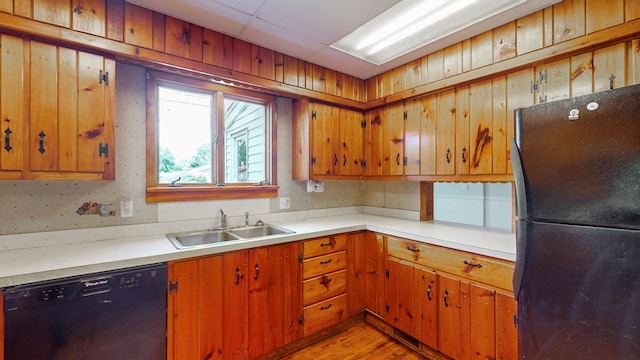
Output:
top-left (3, 263), bottom-right (167, 360)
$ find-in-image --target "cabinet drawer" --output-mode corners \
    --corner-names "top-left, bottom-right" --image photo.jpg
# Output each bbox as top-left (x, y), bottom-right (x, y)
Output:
top-left (303, 294), bottom-right (347, 335)
top-left (387, 236), bottom-right (430, 263)
top-left (387, 236), bottom-right (514, 292)
top-left (303, 235), bottom-right (346, 259)
top-left (303, 270), bottom-right (346, 306)
top-left (303, 251), bottom-right (345, 279)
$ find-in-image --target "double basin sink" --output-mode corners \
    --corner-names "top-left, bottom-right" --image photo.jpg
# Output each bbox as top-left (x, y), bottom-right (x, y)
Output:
top-left (167, 224), bottom-right (295, 249)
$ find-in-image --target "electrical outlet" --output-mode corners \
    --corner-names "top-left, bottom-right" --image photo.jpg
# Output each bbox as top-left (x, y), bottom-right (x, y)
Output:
top-left (120, 200), bottom-right (133, 217)
top-left (279, 197), bottom-right (290, 209)
top-left (306, 180), bottom-right (324, 193)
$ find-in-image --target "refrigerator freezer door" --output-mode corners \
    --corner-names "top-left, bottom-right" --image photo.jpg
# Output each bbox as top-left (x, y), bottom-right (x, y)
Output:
top-left (514, 84), bottom-right (640, 229)
top-left (518, 221), bottom-right (640, 359)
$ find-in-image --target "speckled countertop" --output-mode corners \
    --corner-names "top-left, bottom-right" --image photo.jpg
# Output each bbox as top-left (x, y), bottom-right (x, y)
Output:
top-left (0, 213), bottom-right (515, 288)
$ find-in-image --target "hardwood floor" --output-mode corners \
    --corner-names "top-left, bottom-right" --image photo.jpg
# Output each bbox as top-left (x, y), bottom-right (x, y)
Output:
top-left (279, 322), bottom-right (426, 360)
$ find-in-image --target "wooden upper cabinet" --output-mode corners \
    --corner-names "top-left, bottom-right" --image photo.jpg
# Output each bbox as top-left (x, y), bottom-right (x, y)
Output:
top-left (404, 99), bottom-right (420, 176)
top-left (435, 89), bottom-right (456, 175)
top-left (339, 108), bottom-right (364, 176)
top-left (310, 102), bottom-right (339, 176)
top-left (364, 107), bottom-right (383, 176)
top-left (72, 0), bottom-right (107, 37)
top-left (386, 103), bottom-right (404, 176)
top-left (0, 34), bottom-right (25, 178)
top-left (28, 40), bottom-right (115, 180)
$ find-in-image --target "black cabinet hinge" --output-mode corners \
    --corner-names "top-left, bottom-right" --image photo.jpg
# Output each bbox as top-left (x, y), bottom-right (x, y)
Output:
top-left (298, 315), bottom-right (303, 325)
top-left (99, 69), bottom-right (109, 85)
top-left (98, 142), bottom-right (109, 158)
top-left (311, 156), bottom-right (316, 165)
top-left (311, 110), bottom-right (316, 120)
top-left (385, 269), bottom-right (389, 278)
top-left (403, 111), bottom-right (407, 120)
top-left (169, 280), bottom-right (179, 294)
top-left (298, 254), bottom-right (303, 264)
top-left (361, 119), bottom-right (366, 128)
top-left (403, 156), bottom-right (408, 166)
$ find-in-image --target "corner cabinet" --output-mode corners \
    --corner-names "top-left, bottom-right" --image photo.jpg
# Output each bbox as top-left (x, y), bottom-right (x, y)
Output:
top-left (0, 34), bottom-right (115, 181)
top-left (292, 99), bottom-right (365, 180)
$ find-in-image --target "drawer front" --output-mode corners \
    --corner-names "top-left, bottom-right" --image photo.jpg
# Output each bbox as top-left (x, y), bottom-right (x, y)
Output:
top-left (424, 246), bottom-right (514, 292)
top-left (303, 251), bottom-right (345, 279)
top-left (303, 269), bottom-right (346, 306)
top-left (303, 294), bottom-right (347, 335)
top-left (387, 236), bottom-right (430, 263)
top-left (387, 236), bottom-right (514, 292)
top-left (303, 235), bottom-right (346, 259)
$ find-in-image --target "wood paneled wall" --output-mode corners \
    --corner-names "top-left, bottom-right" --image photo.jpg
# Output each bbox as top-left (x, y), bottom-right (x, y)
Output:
top-left (366, 0), bottom-right (640, 105)
top-left (0, 0), bottom-right (638, 110)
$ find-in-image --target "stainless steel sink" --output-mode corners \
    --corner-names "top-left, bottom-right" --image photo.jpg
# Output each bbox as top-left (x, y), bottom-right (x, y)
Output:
top-left (166, 224), bottom-right (294, 249)
top-left (228, 224), bottom-right (295, 238)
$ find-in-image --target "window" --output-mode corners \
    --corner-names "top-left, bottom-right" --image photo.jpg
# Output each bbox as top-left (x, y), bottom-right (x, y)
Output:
top-left (146, 70), bottom-right (277, 202)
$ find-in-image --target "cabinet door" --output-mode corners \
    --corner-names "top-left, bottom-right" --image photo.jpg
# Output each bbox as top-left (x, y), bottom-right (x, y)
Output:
top-left (248, 247), bottom-right (269, 358)
top-left (339, 108), bottom-right (364, 176)
top-left (418, 268), bottom-right (438, 350)
top-left (469, 79), bottom-right (493, 175)
top-left (435, 89), bottom-right (456, 175)
top-left (365, 108), bottom-right (383, 176)
top-left (438, 274), bottom-right (462, 359)
top-left (311, 102), bottom-right (339, 176)
top-left (419, 94), bottom-right (436, 175)
top-left (384, 257), bottom-right (399, 326)
top-left (0, 34), bottom-right (25, 175)
top-left (167, 260), bottom-right (199, 360)
top-left (199, 255), bottom-right (224, 360)
top-left (29, 40), bottom-right (114, 178)
top-left (496, 291), bottom-right (518, 360)
top-left (223, 251), bottom-right (249, 360)
top-left (468, 283), bottom-right (497, 360)
top-left (404, 99), bottom-right (421, 175)
top-left (386, 103), bottom-right (404, 175)
top-left (396, 260), bottom-right (419, 338)
top-left (456, 85), bottom-right (471, 174)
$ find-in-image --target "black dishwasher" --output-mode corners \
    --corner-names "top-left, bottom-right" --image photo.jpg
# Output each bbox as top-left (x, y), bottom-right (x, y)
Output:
top-left (3, 263), bottom-right (167, 360)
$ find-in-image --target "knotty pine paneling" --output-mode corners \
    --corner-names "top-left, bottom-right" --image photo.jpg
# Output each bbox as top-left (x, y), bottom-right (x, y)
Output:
top-left (491, 76), bottom-right (508, 175)
top-left (105, 0), bottom-right (124, 41)
top-left (586, 0), bottom-right (624, 34)
top-left (391, 66), bottom-right (406, 94)
top-left (493, 22), bottom-right (516, 62)
top-left (274, 52), bottom-right (284, 83)
top-left (152, 12), bottom-right (165, 52)
top-left (570, 52), bottom-right (594, 97)
top-left (202, 28), bottom-right (224, 67)
top-left (628, 39), bottom-right (640, 85)
top-left (444, 43), bottom-right (463, 78)
top-left (516, 10), bottom-right (544, 55)
top-left (553, 0), bottom-right (586, 43)
top-left (593, 42), bottom-right (626, 91)
top-left (427, 50), bottom-right (444, 83)
top-left (124, 3), bottom-right (152, 49)
top-left (405, 59), bottom-right (421, 89)
top-left (165, 17), bottom-right (190, 59)
top-left (283, 54), bottom-right (298, 86)
top-left (471, 31), bottom-right (493, 69)
top-left (72, 0), bottom-right (106, 37)
top-left (232, 38), bottom-right (251, 74)
top-left (628, 1), bottom-right (640, 20)
top-left (0, 0), bottom-right (11, 13)
top-left (189, 24), bottom-right (203, 63)
top-left (34, 0), bottom-right (70, 28)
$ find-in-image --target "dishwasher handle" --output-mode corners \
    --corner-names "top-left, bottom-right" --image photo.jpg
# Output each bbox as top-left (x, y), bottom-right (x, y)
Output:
top-left (80, 276), bottom-right (114, 296)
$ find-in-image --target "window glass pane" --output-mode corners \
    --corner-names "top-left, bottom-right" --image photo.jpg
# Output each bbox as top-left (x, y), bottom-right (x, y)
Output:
top-left (223, 98), bottom-right (266, 183)
top-left (158, 86), bottom-right (213, 183)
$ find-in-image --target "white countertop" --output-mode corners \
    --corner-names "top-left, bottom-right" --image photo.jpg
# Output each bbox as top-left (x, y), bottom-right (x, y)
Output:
top-left (0, 213), bottom-right (515, 287)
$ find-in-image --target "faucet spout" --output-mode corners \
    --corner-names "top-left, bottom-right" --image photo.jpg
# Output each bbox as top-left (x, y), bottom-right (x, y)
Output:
top-left (245, 212), bottom-right (249, 226)
top-left (220, 209), bottom-right (227, 229)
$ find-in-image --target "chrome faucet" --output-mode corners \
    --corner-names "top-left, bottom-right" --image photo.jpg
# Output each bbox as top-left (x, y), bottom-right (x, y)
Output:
top-left (245, 212), bottom-right (249, 226)
top-left (220, 209), bottom-right (227, 229)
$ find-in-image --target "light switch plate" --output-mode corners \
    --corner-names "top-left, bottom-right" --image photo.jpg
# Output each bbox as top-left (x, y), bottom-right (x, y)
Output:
top-left (279, 197), bottom-right (290, 209)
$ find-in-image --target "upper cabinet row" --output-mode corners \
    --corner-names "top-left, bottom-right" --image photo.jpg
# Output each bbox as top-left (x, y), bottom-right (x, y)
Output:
top-left (293, 69), bottom-right (534, 182)
top-left (0, 33), bottom-right (115, 180)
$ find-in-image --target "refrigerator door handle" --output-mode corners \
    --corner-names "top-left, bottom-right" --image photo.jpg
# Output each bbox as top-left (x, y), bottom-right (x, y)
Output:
top-left (510, 137), bottom-right (528, 220)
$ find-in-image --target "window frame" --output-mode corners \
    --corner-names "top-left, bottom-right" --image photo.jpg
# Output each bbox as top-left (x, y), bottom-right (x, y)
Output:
top-left (145, 70), bottom-right (278, 202)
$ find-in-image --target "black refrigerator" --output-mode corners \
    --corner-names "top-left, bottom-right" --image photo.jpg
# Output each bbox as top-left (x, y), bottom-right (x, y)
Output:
top-left (510, 84), bottom-right (640, 359)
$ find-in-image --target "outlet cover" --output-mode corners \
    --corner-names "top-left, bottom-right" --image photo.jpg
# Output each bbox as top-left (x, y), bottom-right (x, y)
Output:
top-left (279, 197), bottom-right (290, 209)
top-left (120, 200), bottom-right (133, 217)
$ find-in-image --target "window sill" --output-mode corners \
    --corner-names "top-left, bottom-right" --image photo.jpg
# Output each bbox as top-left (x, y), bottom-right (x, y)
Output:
top-left (146, 185), bottom-right (278, 202)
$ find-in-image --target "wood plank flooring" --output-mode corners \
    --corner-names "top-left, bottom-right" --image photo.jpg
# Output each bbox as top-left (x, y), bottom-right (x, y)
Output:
top-left (279, 322), bottom-right (426, 360)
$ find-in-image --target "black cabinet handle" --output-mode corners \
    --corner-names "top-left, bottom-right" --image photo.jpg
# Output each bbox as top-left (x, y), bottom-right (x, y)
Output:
top-left (462, 147), bottom-right (467, 163)
top-left (254, 263), bottom-right (259, 280)
top-left (320, 304), bottom-right (332, 311)
top-left (396, 153), bottom-right (400, 165)
top-left (320, 259), bottom-right (332, 265)
top-left (463, 260), bottom-right (483, 268)
top-left (343, 154), bottom-right (347, 166)
top-left (333, 153), bottom-right (338, 166)
top-left (319, 276), bottom-right (332, 285)
top-left (235, 266), bottom-right (241, 285)
top-left (38, 131), bottom-right (46, 154)
top-left (443, 290), bottom-right (449, 307)
top-left (427, 284), bottom-right (432, 301)
top-left (320, 239), bottom-right (333, 247)
top-left (406, 246), bottom-right (420, 253)
top-left (4, 127), bottom-right (12, 152)
top-left (445, 148), bottom-right (451, 164)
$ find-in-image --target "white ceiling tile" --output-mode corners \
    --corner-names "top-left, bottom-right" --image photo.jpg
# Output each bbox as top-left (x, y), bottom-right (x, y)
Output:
top-left (215, 0), bottom-right (265, 16)
top-left (307, 46), bottom-right (380, 79)
top-left (240, 18), bottom-right (325, 60)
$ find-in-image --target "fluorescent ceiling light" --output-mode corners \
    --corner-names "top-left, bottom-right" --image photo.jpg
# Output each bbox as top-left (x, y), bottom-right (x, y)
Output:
top-left (332, 0), bottom-right (526, 65)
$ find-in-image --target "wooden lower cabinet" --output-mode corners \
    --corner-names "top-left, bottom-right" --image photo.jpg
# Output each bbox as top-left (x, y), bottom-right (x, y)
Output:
top-left (385, 235), bottom-right (518, 360)
top-left (167, 242), bottom-right (302, 360)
